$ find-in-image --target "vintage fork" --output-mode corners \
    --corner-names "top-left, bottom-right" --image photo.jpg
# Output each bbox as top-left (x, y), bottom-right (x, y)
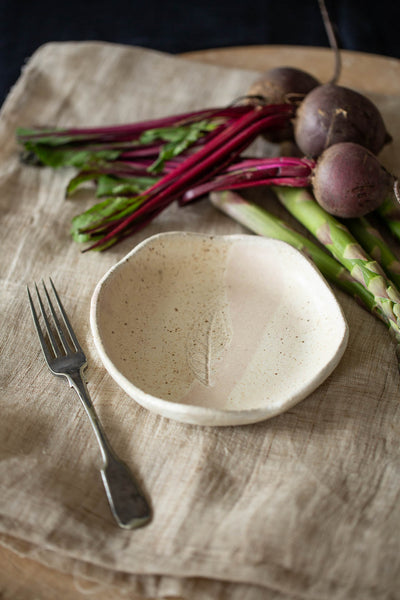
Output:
top-left (27, 279), bottom-right (151, 530)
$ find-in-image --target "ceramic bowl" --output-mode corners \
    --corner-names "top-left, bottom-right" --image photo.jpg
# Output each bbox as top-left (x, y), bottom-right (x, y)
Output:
top-left (90, 232), bottom-right (348, 426)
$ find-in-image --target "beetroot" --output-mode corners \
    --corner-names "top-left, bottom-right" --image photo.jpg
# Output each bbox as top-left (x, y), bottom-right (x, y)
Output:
top-left (312, 142), bottom-right (394, 217)
top-left (294, 83), bottom-right (391, 158)
top-left (247, 66), bottom-right (320, 142)
top-left (247, 66), bottom-right (320, 104)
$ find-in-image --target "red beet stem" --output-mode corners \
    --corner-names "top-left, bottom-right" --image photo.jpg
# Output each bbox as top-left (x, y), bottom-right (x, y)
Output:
top-left (85, 105), bottom-right (294, 249)
top-left (136, 104), bottom-right (293, 199)
top-left (18, 105), bottom-right (254, 144)
top-left (182, 157), bottom-right (314, 202)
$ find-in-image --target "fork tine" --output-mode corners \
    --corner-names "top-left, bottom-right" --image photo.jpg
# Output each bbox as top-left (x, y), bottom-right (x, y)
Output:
top-left (27, 285), bottom-right (54, 363)
top-left (49, 278), bottom-right (83, 353)
top-left (41, 280), bottom-right (72, 355)
top-left (34, 282), bottom-right (64, 356)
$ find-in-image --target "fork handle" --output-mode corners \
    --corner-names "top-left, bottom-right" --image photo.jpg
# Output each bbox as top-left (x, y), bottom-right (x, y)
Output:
top-left (100, 454), bottom-right (151, 529)
top-left (67, 371), bottom-right (152, 529)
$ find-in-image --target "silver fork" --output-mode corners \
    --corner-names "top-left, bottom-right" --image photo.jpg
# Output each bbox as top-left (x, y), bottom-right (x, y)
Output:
top-left (27, 279), bottom-right (152, 530)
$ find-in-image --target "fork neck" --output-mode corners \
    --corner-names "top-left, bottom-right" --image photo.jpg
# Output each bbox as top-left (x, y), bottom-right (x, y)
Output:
top-left (66, 370), bottom-right (113, 465)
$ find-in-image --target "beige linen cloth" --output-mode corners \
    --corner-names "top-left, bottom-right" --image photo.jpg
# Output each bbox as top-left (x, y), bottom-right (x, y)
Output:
top-left (1, 42), bottom-right (400, 600)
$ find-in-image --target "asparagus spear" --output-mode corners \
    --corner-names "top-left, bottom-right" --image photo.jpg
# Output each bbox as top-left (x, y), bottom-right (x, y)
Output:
top-left (210, 190), bottom-right (387, 326)
top-left (377, 193), bottom-right (400, 242)
top-left (272, 186), bottom-right (400, 342)
top-left (346, 216), bottom-right (400, 290)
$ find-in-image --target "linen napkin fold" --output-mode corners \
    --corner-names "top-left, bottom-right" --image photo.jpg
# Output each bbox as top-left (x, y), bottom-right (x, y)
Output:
top-left (1, 41), bottom-right (400, 599)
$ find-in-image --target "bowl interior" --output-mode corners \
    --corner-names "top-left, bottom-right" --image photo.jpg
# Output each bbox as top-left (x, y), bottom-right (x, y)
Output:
top-left (91, 232), bottom-right (348, 425)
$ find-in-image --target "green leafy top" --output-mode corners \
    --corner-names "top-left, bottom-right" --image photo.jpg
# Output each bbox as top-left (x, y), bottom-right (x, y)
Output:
top-left (21, 144), bottom-right (120, 169)
top-left (139, 119), bottom-right (223, 173)
top-left (17, 118), bottom-right (222, 171)
top-left (66, 172), bottom-right (158, 197)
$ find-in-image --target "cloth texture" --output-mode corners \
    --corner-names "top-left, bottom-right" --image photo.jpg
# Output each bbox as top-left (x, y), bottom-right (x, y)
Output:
top-left (1, 41), bottom-right (400, 599)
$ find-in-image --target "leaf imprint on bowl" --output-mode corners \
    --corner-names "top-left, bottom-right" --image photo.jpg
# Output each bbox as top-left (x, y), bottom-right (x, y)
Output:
top-left (186, 300), bottom-right (232, 387)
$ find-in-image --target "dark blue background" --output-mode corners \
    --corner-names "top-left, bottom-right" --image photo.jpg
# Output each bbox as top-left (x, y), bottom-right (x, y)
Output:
top-left (1, 0), bottom-right (399, 107)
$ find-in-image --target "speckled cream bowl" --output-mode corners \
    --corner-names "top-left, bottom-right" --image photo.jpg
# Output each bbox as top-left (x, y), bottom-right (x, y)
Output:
top-left (90, 232), bottom-right (348, 426)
